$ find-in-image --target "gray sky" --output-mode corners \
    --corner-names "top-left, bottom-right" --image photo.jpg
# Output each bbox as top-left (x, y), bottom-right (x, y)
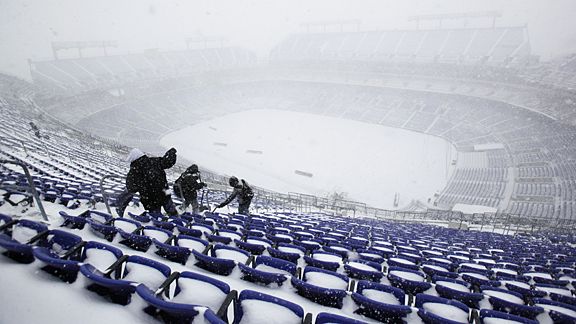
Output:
top-left (1, 0), bottom-right (576, 79)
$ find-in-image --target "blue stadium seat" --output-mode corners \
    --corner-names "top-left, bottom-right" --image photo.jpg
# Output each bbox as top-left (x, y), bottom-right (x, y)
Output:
top-left (291, 266), bottom-right (349, 308)
top-left (344, 259), bottom-right (383, 282)
top-left (432, 276), bottom-right (483, 308)
top-left (233, 290), bottom-right (305, 324)
top-left (32, 229), bottom-right (84, 282)
top-left (480, 286), bottom-right (543, 319)
top-left (479, 309), bottom-right (538, 324)
top-left (387, 266), bottom-right (432, 295)
top-left (136, 271), bottom-right (231, 323)
top-left (315, 312), bottom-right (368, 324)
top-left (532, 298), bottom-right (576, 323)
top-left (191, 245), bottom-right (246, 276)
top-left (415, 294), bottom-right (470, 324)
top-left (351, 280), bottom-right (411, 323)
top-left (0, 219), bottom-right (49, 263)
top-left (80, 255), bottom-right (172, 305)
top-left (238, 255), bottom-right (296, 286)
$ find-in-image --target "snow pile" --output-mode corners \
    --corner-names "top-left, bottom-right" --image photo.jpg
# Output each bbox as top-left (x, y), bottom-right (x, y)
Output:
top-left (482, 290), bottom-right (524, 304)
top-left (389, 270), bottom-right (424, 282)
top-left (215, 249), bottom-right (249, 263)
top-left (362, 289), bottom-right (401, 305)
top-left (177, 238), bottom-right (206, 252)
top-left (240, 299), bottom-right (301, 324)
top-left (305, 272), bottom-right (347, 290)
top-left (423, 303), bottom-right (468, 323)
top-left (11, 225), bottom-right (38, 243)
top-left (123, 263), bottom-right (167, 288)
top-left (171, 279), bottom-right (225, 311)
top-left (84, 248), bottom-right (118, 272)
top-left (436, 281), bottom-right (469, 293)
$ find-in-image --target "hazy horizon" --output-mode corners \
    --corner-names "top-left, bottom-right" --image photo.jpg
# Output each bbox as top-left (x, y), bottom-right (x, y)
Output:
top-left (1, 0), bottom-right (576, 79)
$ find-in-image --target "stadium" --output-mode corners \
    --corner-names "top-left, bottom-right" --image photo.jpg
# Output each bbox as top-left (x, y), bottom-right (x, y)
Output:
top-left (1, 1), bottom-right (575, 323)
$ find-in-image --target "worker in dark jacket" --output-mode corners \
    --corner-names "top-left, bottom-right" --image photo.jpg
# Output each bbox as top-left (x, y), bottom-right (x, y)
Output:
top-left (174, 164), bottom-right (206, 214)
top-left (216, 176), bottom-right (254, 215)
top-left (117, 148), bottom-right (178, 217)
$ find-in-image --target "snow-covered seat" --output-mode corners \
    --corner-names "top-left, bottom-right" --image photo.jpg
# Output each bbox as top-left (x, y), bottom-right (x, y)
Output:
top-left (219, 229), bottom-right (243, 241)
top-left (32, 229), bottom-right (84, 282)
top-left (233, 290), bottom-right (305, 324)
top-left (322, 243), bottom-right (351, 259)
top-left (415, 294), bottom-right (470, 324)
top-left (151, 218), bottom-right (176, 231)
top-left (501, 280), bottom-right (543, 299)
top-left (422, 262), bottom-right (458, 279)
top-left (143, 225), bottom-right (173, 243)
top-left (0, 213), bottom-right (13, 228)
top-left (80, 255), bottom-right (172, 305)
top-left (81, 241), bottom-right (124, 273)
top-left (153, 235), bottom-right (193, 265)
top-left (315, 312), bottom-right (368, 324)
top-left (213, 244), bottom-right (251, 264)
top-left (58, 210), bottom-right (112, 229)
top-left (0, 219), bottom-right (48, 263)
top-left (176, 235), bottom-right (209, 253)
top-left (532, 297), bottom-right (576, 323)
top-left (267, 245), bottom-right (303, 264)
top-left (387, 266), bottom-right (431, 295)
top-left (479, 309), bottom-right (537, 324)
top-left (460, 270), bottom-right (497, 288)
top-left (136, 271), bottom-right (232, 323)
top-left (291, 266), bottom-right (349, 308)
top-left (304, 251), bottom-right (342, 272)
top-left (117, 224), bottom-right (159, 252)
top-left (432, 276), bottom-right (483, 308)
top-left (387, 256), bottom-right (420, 271)
top-left (190, 222), bottom-right (215, 235)
top-left (206, 232), bottom-right (234, 245)
top-left (235, 238), bottom-right (269, 255)
top-left (295, 239), bottom-right (322, 253)
top-left (174, 223), bottom-right (203, 237)
top-left (355, 249), bottom-right (384, 264)
top-left (351, 280), bottom-right (411, 323)
top-left (344, 259), bottom-right (383, 282)
top-left (191, 249), bottom-right (237, 276)
top-left (480, 286), bottom-right (543, 319)
top-left (534, 283), bottom-right (576, 306)
top-left (239, 255), bottom-right (296, 286)
top-left (267, 231), bottom-right (293, 244)
top-left (125, 211), bottom-right (151, 223)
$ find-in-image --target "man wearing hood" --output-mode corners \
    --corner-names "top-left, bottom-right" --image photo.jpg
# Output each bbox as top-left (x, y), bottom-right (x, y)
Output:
top-left (117, 147), bottom-right (178, 217)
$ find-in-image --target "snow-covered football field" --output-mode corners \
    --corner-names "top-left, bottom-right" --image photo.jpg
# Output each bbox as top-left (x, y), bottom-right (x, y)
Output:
top-left (161, 109), bottom-right (456, 209)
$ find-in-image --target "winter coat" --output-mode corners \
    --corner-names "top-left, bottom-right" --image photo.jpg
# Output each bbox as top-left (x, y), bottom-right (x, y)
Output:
top-left (220, 179), bottom-right (254, 207)
top-left (174, 171), bottom-right (205, 201)
top-left (126, 148), bottom-right (176, 211)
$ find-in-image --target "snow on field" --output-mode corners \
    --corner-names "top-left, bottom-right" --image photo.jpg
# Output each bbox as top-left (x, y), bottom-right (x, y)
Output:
top-left (161, 109), bottom-right (456, 209)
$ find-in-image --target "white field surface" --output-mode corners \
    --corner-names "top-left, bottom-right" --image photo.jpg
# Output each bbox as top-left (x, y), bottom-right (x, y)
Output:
top-left (161, 109), bottom-right (456, 209)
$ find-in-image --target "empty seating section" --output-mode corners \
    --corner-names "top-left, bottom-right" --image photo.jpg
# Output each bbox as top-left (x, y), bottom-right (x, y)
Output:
top-left (30, 47), bottom-right (256, 93)
top-left (270, 27), bottom-right (530, 66)
top-left (2, 207), bottom-right (576, 323)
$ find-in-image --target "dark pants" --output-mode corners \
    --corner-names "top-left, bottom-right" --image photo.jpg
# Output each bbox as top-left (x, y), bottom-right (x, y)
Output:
top-left (115, 189), bottom-right (134, 217)
top-left (115, 189), bottom-right (177, 217)
top-left (238, 198), bottom-right (252, 215)
top-left (182, 198), bottom-right (200, 214)
top-left (149, 196), bottom-right (178, 217)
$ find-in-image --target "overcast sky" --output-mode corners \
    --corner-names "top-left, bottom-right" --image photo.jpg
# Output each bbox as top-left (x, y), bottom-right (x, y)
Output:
top-left (1, 0), bottom-right (576, 79)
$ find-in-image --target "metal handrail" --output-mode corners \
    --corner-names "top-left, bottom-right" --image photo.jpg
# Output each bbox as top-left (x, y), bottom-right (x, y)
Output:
top-left (99, 174), bottom-right (126, 216)
top-left (0, 159), bottom-right (48, 221)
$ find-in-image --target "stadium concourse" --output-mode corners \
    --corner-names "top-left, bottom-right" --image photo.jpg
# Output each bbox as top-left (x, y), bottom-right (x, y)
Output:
top-left (1, 25), bottom-right (576, 324)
